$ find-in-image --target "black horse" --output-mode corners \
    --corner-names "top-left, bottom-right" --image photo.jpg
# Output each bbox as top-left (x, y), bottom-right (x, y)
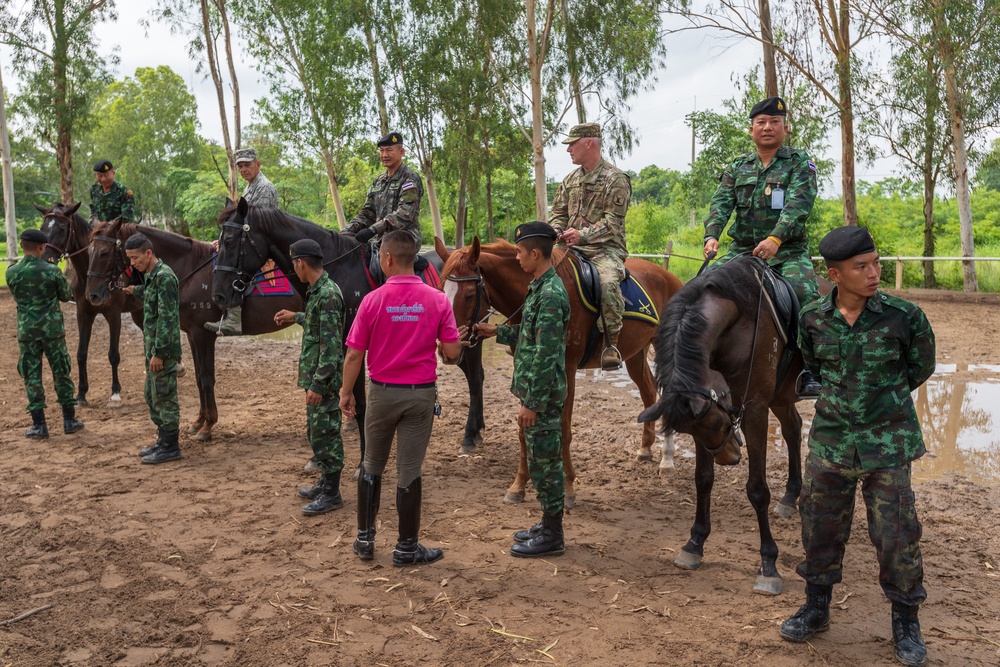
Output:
top-left (36, 202), bottom-right (144, 407)
top-left (210, 199), bottom-right (485, 455)
top-left (639, 256), bottom-right (810, 595)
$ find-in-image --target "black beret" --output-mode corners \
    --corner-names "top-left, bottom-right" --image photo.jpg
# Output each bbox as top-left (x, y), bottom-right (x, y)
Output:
top-left (514, 221), bottom-right (558, 243)
top-left (94, 159), bottom-right (114, 173)
top-left (289, 238), bottom-right (324, 260)
top-left (20, 228), bottom-right (48, 244)
top-left (749, 96), bottom-right (787, 119)
top-left (818, 226), bottom-right (878, 262)
top-left (376, 132), bottom-right (403, 147)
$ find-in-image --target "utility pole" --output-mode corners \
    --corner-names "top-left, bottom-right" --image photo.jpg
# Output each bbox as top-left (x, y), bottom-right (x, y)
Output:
top-left (0, 52), bottom-right (16, 261)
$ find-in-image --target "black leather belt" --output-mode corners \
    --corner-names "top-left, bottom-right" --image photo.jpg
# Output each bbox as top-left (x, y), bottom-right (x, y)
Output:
top-left (370, 379), bottom-right (435, 390)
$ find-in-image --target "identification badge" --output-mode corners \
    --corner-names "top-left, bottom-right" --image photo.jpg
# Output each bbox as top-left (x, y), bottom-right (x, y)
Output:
top-left (770, 188), bottom-right (785, 209)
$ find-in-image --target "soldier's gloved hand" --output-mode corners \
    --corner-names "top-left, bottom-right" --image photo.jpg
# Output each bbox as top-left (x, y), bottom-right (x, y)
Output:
top-left (355, 227), bottom-right (376, 244)
top-left (340, 226), bottom-right (357, 236)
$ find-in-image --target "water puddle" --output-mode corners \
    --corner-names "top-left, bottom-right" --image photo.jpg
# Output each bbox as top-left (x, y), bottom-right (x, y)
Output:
top-left (257, 325), bottom-right (302, 343)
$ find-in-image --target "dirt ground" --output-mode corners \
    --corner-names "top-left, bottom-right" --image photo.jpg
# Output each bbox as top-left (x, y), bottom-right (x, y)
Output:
top-left (1, 288), bottom-right (999, 667)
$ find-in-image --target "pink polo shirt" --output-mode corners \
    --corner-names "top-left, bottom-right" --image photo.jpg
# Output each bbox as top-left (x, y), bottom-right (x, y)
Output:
top-left (346, 275), bottom-right (460, 385)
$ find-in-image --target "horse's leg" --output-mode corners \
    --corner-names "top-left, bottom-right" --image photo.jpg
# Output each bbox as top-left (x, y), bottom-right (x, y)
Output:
top-left (76, 308), bottom-right (94, 406)
top-left (561, 380), bottom-right (577, 509)
top-left (457, 343), bottom-right (485, 453)
top-left (676, 441), bottom-right (715, 570)
top-left (504, 425), bottom-right (529, 504)
top-left (772, 404), bottom-right (803, 518)
top-left (195, 332), bottom-right (218, 441)
top-left (659, 432), bottom-right (676, 475)
top-left (743, 407), bottom-right (782, 595)
top-left (106, 310), bottom-right (124, 407)
top-left (186, 331), bottom-right (205, 434)
top-left (625, 345), bottom-right (660, 463)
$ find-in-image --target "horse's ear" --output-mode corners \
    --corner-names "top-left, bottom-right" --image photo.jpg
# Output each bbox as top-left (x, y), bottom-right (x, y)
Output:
top-left (637, 400), bottom-right (666, 423)
top-left (470, 236), bottom-right (481, 263)
top-left (225, 197), bottom-right (235, 208)
top-left (237, 197), bottom-right (249, 218)
top-left (434, 236), bottom-right (450, 261)
top-left (33, 203), bottom-right (48, 215)
top-left (67, 201), bottom-right (82, 216)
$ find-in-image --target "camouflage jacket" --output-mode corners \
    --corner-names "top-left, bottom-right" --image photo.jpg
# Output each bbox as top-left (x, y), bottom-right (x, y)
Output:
top-left (90, 180), bottom-right (140, 222)
top-left (704, 146), bottom-right (817, 262)
top-left (496, 268), bottom-right (570, 413)
top-left (799, 289), bottom-right (936, 469)
top-left (293, 272), bottom-right (345, 396)
top-left (243, 172), bottom-right (279, 208)
top-left (550, 160), bottom-right (631, 259)
top-left (347, 163), bottom-right (424, 246)
top-left (133, 260), bottom-right (182, 362)
top-left (6, 255), bottom-right (73, 342)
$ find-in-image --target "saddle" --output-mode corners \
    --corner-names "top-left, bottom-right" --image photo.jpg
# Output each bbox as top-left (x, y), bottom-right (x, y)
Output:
top-left (749, 256), bottom-right (801, 389)
top-left (364, 242), bottom-right (439, 288)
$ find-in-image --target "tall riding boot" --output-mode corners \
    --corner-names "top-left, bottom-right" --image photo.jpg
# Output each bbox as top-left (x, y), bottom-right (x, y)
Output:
top-left (510, 510), bottom-right (565, 557)
top-left (302, 470), bottom-right (344, 516)
top-left (779, 584), bottom-right (832, 642)
top-left (205, 306), bottom-right (243, 336)
top-left (139, 427), bottom-right (164, 457)
top-left (601, 332), bottom-right (623, 371)
top-left (891, 603), bottom-right (927, 667)
top-left (354, 472), bottom-right (382, 560)
top-left (62, 405), bottom-right (84, 434)
top-left (392, 478), bottom-right (443, 566)
top-left (142, 429), bottom-right (181, 464)
top-left (25, 410), bottom-right (49, 439)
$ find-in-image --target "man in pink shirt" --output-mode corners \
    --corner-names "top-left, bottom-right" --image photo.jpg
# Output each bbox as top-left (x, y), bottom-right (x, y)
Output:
top-left (340, 231), bottom-right (462, 565)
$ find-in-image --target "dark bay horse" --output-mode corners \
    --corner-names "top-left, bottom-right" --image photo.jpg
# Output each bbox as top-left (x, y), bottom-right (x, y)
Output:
top-left (210, 199), bottom-right (486, 457)
top-left (36, 202), bottom-right (144, 407)
top-left (84, 219), bottom-right (303, 440)
top-left (638, 256), bottom-right (815, 595)
top-left (436, 237), bottom-right (684, 509)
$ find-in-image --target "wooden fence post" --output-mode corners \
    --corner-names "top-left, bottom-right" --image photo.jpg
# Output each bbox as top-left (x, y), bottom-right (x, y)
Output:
top-left (895, 259), bottom-right (903, 290)
top-left (664, 240), bottom-right (673, 271)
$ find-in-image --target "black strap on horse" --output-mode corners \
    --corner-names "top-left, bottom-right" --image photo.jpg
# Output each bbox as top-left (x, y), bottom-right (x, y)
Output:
top-left (696, 250), bottom-right (717, 277)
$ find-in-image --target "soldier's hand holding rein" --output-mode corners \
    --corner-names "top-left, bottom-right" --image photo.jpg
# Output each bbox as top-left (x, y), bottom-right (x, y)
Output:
top-left (753, 237), bottom-right (780, 260)
top-left (703, 237), bottom-right (720, 258)
top-left (470, 322), bottom-right (497, 341)
top-left (559, 228), bottom-right (581, 246)
top-left (122, 285), bottom-right (135, 296)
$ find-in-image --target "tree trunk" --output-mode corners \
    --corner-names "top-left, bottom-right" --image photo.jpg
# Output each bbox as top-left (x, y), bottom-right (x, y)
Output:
top-left (455, 159), bottom-right (470, 249)
top-left (201, 0), bottom-right (238, 200)
top-left (421, 156), bottom-right (444, 242)
top-left (363, 16), bottom-right (389, 136)
top-left (321, 151), bottom-right (347, 229)
top-left (53, 1), bottom-right (74, 204)
top-left (921, 166), bottom-right (937, 289)
top-left (561, 0), bottom-right (586, 123)
top-left (485, 167), bottom-right (495, 243)
top-left (758, 0), bottom-right (778, 97)
top-left (528, 0), bottom-right (549, 221)
top-left (216, 0), bottom-right (241, 150)
top-left (836, 4), bottom-right (858, 227)
top-left (0, 56), bottom-right (16, 258)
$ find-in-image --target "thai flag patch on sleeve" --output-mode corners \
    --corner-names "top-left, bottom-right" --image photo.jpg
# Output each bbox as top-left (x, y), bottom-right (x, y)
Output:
top-left (808, 160), bottom-right (817, 172)
top-left (401, 181), bottom-right (416, 191)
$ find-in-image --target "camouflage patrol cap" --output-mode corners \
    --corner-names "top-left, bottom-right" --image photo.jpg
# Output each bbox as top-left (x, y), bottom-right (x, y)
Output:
top-left (514, 221), bottom-right (558, 243)
top-left (94, 159), bottom-right (114, 172)
top-left (289, 238), bottom-right (324, 260)
top-left (749, 96), bottom-right (787, 119)
top-left (562, 122), bottom-right (602, 144)
top-left (20, 228), bottom-right (48, 244)
top-left (818, 226), bottom-right (877, 262)
top-left (234, 148), bottom-right (259, 164)
top-left (377, 132), bottom-right (404, 147)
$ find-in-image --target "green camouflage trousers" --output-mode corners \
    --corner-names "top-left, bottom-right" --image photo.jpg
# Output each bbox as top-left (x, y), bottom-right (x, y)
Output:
top-left (525, 411), bottom-right (565, 514)
top-left (18, 338), bottom-right (77, 412)
top-left (712, 247), bottom-right (820, 308)
top-left (307, 394), bottom-right (344, 475)
top-left (144, 360), bottom-right (180, 432)
top-left (796, 452), bottom-right (926, 605)
top-left (575, 247), bottom-right (625, 336)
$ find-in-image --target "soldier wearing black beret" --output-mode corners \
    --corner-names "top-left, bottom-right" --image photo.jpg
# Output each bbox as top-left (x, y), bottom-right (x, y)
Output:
top-left (20, 228), bottom-right (49, 244)
top-left (817, 224), bottom-right (877, 263)
top-left (91, 159), bottom-right (140, 224)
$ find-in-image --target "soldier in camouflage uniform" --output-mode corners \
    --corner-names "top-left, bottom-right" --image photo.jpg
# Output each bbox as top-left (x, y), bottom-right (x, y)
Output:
top-left (550, 122), bottom-right (630, 371)
top-left (123, 233), bottom-right (183, 465)
top-left (6, 229), bottom-right (84, 438)
top-left (274, 239), bottom-right (346, 516)
top-left (474, 222), bottom-right (571, 558)
top-left (703, 96), bottom-right (822, 396)
top-left (342, 132), bottom-right (424, 248)
top-left (90, 160), bottom-right (140, 222)
top-left (780, 226), bottom-right (934, 667)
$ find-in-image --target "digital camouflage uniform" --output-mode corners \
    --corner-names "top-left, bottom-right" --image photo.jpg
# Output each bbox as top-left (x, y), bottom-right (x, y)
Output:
top-left (346, 163), bottom-right (424, 246)
top-left (294, 272), bottom-right (346, 476)
top-left (243, 171), bottom-right (279, 208)
top-left (6, 255), bottom-right (77, 412)
top-left (496, 267), bottom-right (570, 514)
top-left (134, 260), bottom-right (182, 432)
top-left (705, 146), bottom-right (820, 307)
top-left (796, 289), bottom-right (936, 605)
top-left (90, 181), bottom-right (140, 222)
top-left (550, 160), bottom-right (630, 335)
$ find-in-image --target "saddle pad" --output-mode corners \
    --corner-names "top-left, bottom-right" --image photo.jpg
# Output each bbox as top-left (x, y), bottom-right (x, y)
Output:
top-left (568, 261), bottom-right (660, 325)
top-left (250, 268), bottom-right (295, 296)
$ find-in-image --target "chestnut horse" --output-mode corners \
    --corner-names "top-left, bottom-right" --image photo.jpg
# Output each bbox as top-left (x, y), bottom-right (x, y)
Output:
top-left (436, 237), bottom-right (683, 509)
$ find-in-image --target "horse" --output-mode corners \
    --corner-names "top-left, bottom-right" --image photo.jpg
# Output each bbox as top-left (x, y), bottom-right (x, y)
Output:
top-left (637, 255), bottom-right (816, 595)
top-left (435, 237), bottom-right (684, 509)
top-left (209, 198), bottom-right (486, 459)
top-left (35, 202), bottom-right (145, 407)
top-left (83, 218), bottom-right (303, 440)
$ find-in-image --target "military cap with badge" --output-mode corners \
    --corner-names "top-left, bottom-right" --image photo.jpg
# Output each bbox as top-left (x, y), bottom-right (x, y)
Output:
top-left (562, 122), bottom-right (602, 144)
top-left (749, 96), bottom-right (788, 119)
top-left (514, 221), bottom-right (558, 242)
top-left (377, 132), bottom-right (404, 147)
top-left (818, 225), bottom-right (878, 263)
top-left (94, 159), bottom-right (114, 173)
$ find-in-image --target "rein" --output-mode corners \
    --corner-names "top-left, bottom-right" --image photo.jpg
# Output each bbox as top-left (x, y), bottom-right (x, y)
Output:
top-left (445, 269), bottom-right (495, 347)
top-left (87, 233), bottom-right (131, 291)
top-left (44, 212), bottom-right (93, 260)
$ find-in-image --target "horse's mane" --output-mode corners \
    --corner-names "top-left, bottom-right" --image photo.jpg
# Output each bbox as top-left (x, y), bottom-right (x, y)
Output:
top-left (440, 238), bottom-right (573, 284)
top-left (89, 221), bottom-right (210, 255)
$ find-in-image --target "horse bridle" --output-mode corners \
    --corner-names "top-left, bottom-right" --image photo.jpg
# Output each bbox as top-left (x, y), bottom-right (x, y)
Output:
top-left (43, 212), bottom-right (92, 260)
top-left (213, 220), bottom-right (263, 293)
top-left (445, 268), bottom-right (495, 348)
top-left (87, 231), bottom-right (131, 291)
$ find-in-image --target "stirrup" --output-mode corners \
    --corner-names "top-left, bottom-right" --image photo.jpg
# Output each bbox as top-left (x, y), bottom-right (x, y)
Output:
top-left (601, 345), bottom-right (623, 371)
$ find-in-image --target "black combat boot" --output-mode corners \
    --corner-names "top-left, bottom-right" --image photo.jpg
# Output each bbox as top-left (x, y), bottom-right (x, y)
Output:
top-left (302, 471), bottom-right (344, 516)
top-left (513, 522), bottom-right (544, 543)
top-left (354, 471), bottom-right (382, 560)
top-left (298, 475), bottom-right (325, 500)
top-left (891, 602), bottom-right (927, 667)
top-left (24, 410), bottom-right (49, 439)
top-left (62, 405), bottom-right (84, 434)
top-left (139, 427), bottom-right (165, 457)
top-left (779, 584), bottom-right (832, 642)
top-left (510, 510), bottom-right (565, 558)
top-left (142, 429), bottom-right (181, 464)
top-left (797, 371), bottom-right (822, 398)
top-left (392, 477), bottom-right (443, 566)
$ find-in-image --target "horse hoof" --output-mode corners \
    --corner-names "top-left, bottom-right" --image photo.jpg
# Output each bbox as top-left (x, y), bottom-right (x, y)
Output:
top-left (459, 444), bottom-right (477, 455)
top-left (192, 431), bottom-right (212, 442)
top-left (473, 434), bottom-right (484, 446)
top-left (564, 495), bottom-right (576, 510)
top-left (773, 502), bottom-right (796, 519)
top-left (658, 464), bottom-right (674, 477)
top-left (636, 447), bottom-right (653, 462)
top-left (187, 425), bottom-right (201, 435)
top-left (752, 575), bottom-right (783, 596)
top-left (504, 491), bottom-right (525, 504)
top-left (674, 550), bottom-right (702, 570)
top-left (106, 398), bottom-right (123, 409)
top-left (77, 398), bottom-right (89, 407)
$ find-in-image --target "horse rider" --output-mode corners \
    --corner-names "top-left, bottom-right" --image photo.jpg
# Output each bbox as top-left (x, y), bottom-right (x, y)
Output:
top-left (91, 160), bottom-right (140, 223)
top-left (7, 228), bottom-right (85, 439)
top-left (702, 95), bottom-right (822, 397)
top-left (207, 147), bottom-right (280, 336)
top-left (549, 122), bottom-right (631, 371)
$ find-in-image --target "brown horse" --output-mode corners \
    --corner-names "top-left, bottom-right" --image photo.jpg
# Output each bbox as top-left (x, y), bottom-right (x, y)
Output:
top-left (436, 237), bottom-right (683, 508)
top-left (638, 256), bottom-right (818, 595)
top-left (83, 219), bottom-right (302, 440)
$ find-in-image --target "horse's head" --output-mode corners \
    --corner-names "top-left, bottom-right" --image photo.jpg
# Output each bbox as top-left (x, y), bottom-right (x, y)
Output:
top-left (34, 201), bottom-right (83, 264)
top-left (86, 218), bottom-right (129, 306)
top-left (440, 237), bottom-right (490, 365)
top-left (213, 197), bottom-right (270, 309)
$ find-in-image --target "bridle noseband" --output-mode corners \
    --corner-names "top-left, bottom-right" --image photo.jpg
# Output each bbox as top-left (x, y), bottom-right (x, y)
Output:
top-left (445, 269), bottom-right (495, 348)
top-left (665, 386), bottom-right (744, 457)
top-left (87, 233), bottom-right (130, 290)
top-left (213, 220), bottom-right (262, 293)
top-left (43, 212), bottom-right (92, 261)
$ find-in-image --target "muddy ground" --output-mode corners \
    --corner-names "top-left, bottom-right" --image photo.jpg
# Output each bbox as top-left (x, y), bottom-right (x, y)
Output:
top-left (1, 288), bottom-right (999, 666)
